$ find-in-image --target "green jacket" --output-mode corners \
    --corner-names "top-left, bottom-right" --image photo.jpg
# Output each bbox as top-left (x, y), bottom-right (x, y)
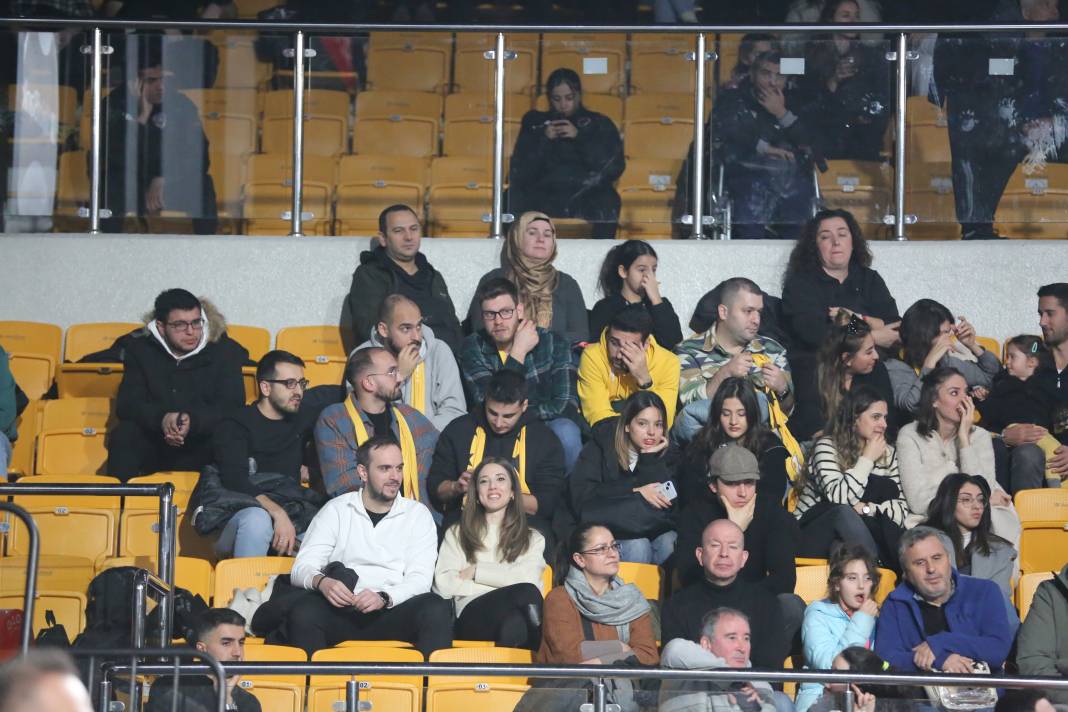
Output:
top-left (0, 347), bottom-right (17, 441)
top-left (1016, 563), bottom-right (1068, 702)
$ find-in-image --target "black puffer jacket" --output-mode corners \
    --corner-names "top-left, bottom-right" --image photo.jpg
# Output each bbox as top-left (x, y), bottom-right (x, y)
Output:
top-left (191, 465), bottom-right (325, 535)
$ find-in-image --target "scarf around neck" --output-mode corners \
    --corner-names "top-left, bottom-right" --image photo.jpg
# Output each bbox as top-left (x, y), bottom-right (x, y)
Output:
top-left (503, 213), bottom-right (559, 330)
top-left (564, 566), bottom-right (650, 644)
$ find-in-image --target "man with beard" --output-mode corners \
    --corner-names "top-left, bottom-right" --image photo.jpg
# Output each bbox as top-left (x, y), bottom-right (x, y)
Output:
top-left (210, 350), bottom-right (318, 558)
top-left (355, 294), bottom-right (465, 431)
top-left (287, 436), bottom-right (452, 656)
top-left (315, 347), bottom-right (438, 503)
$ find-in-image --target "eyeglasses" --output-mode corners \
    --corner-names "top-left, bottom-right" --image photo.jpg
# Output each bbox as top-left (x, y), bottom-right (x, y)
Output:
top-left (264, 378), bottom-right (309, 391)
top-left (580, 541), bottom-right (621, 557)
top-left (957, 495), bottom-right (987, 508)
top-left (165, 318), bottom-right (205, 332)
top-left (482, 308), bottom-right (516, 322)
top-left (367, 367), bottom-right (400, 378)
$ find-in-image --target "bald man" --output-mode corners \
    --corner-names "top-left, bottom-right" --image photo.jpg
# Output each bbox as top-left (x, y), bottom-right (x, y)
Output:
top-left (660, 519), bottom-right (789, 669)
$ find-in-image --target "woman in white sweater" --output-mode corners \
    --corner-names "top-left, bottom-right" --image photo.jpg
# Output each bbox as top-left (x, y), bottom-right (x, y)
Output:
top-left (793, 386), bottom-right (910, 565)
top-left (895, 367), bottom-right (1021, 548)
top-left (433, 456), bottom-right (546, 649)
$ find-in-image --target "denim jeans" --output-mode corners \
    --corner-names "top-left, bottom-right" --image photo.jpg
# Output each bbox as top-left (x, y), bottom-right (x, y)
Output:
top-left (547, 417), bottom-right (583, 473)
top-left (0, 432), bottom-right (11, 481)
top-left (618, 530), bottom-right (677, 565)
top-left (215, 507), bottom-right (275, 558)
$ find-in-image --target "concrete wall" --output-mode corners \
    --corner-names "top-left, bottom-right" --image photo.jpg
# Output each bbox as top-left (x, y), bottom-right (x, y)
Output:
top-left (3, 233), bottom-right (1065, 348)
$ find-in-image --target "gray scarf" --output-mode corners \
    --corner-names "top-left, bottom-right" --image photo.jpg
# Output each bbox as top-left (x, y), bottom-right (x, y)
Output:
top-left (564, 566), bottom-right (650, 644)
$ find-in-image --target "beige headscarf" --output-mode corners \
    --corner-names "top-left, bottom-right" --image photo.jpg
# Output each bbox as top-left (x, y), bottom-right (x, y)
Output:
top-left (502, 211), bottom-right (559, 330)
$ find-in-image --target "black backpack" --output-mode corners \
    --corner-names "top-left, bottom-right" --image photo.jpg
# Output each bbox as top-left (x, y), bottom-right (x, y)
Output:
top-left (73, 566), bottom-right (141, 651)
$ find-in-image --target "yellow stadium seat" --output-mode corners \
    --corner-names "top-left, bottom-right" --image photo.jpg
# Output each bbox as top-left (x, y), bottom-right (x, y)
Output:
top-left (427, 183), bottom-right (492, 238)
top-left (445, 93), bottom-right (529, 123)
top-left (0, 590), bottom-right (86, 637)
top-left (1015, 489), bottom-right (1068, 573)
top-left (0, 555), bottom-right (95, 595)
top-left (533, 92), bottom-right (623, 126)
top-left (366, 32), bottom-right (452, 93)
top-left (975, 337), bottom-right (1000, 360)
top-left (97, 556), bottom-right (214, 604)
top-left (39, 398), bottom-right (112, 431)
top-left (630, 34), bottom-right (712, 95)
top-left (35, 428), bottom-right (109, 477)
top-left (183, 87), bottom-right (258, 121)
top-left (210, 32), bottom-right (272, 89)
top-left (63, 322), bottom-right (139, 363)
top-left (426, 647), bottom-right (530, 712)
top-left (244, 181), bottom-right (332, 236)
top-left (262, 115), bottom-right (347, 157)
top-left (8, 399), bottom-right (43, 478)
top-left (338, 154), bottom-right (430, 188)
top-left (618, 561), bottom-right (662, 601)
top-left (246, 153), bottom-right (335, 189)
top-left (452, 33), bottom-right (540, 96)
top-left (208, 148), bottom-right (248, 223)
top-left (226, 325), bottom-right (272, 362)
top-left (120, 472), bottom-right (199, 558)
top-left (6, 475), bottom-right (120, 561)
top-left (213, 557), bottom-right (294, 606)
top-left (541, 33), bottom-right (627, 96)
top-left (794, 565), bottom-right (897, 604)
top-left (353, 115), bottom-right (439, 158)
top-left (995, 163), bottom-right (1068, 239)
top-left (818, 160), bottom-right (894, 232)
top-left (442, 117), bottom-right (521, 157)
top-left (310, 645), bottom-right (423, 712)
top-left (0, 321), bottom-right (62, 400)
top-left (905, 162), bottom-right (959, 241)
top-left (359, 90), bottom-right (443, 122)
top-left (275, 326), bottom-right (346, 388)
top-left (55, 149), bottom-right (90, 227)
top-left (623, 117), bottom-right (694, 160)
top-left (542, 565), bottom-right (554, 595)
top-left (57, 322), bottom-right (139, 399)
top-left (240, 644), bottom-right (307, 712)
top-left (906, 96), bottom-right (952, 165)
top-left (234, 0), bottom-right (279, 18)
top-left (335, 640), bottom-right (415, 648)
top-left (9, 83), bottom-right (78, 128)
top-left (617, 157), bottom-right (683, 240)
top-left (625, 92), bottom-right (705, 125)
top-left (336, 183), bottom-right (423, 237)
top-left (202, 113), bottom-right (258, 157)
top-left (1017, 572), bottom-right (1055, 621)
top-left (263, 89), bottom-right (350, 120)
top-left (795, 557), bottom-right (829, 567)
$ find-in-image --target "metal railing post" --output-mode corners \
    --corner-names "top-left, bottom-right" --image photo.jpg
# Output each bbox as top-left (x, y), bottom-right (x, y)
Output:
top-left (490, 31), bottom-right (507, 239)
top-left (0, 504), bottom-right (38, 655)
top-left (290, 29), bottom-right (306, 237)
top-left (98, 676), bottom-right (112, 712)
top-left (893, 31), bottom-right (909, 240)
top-left (844, 682), bottom-right (855, 712)
top-left (88, 27), bottom-right (105, 234)
top-left (690, 32), bottom-right (708, 239)
top-left (593, 677), bottom-right (608, 712)
top-left (345, 679), bottom-right (359, 712)
top-left (132, 577), bottom-right (147, 649)
top-left (156, 484), bottom-right (176, 646)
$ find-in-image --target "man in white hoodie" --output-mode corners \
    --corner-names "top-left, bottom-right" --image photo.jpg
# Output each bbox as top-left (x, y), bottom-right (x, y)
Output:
top-left (354, 294), bottom-right (466, 431)
top-left (660, 607), bottom-right (782, 712)
top-left (286, 435), bottom-right (453, 656)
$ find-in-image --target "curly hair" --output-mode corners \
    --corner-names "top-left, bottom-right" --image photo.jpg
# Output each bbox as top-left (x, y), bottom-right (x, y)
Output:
top-left (783, 209), bottom-right (873, 288)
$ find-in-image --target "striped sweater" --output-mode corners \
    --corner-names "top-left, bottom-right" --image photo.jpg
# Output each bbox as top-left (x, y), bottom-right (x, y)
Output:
top-left (793, 437), bottom-right (910, 526)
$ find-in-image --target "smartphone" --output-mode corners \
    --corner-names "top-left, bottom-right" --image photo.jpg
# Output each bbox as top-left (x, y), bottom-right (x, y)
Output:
top-left (657, 480), bottom-right (678, 502)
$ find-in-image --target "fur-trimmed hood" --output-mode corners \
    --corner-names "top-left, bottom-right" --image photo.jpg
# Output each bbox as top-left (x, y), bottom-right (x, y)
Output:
top-left (139, 297), bottom-right (229, 344)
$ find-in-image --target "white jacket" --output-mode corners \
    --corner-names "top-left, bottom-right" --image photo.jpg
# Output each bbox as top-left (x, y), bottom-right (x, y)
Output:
top-left (433, 522), bottom-right (545, 616)
top-left (291, 492), bottom-right (438, 607)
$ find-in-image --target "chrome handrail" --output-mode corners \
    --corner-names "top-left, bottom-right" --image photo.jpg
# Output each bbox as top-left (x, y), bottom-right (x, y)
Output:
top-left (0, 503), bottom-right (39, 655)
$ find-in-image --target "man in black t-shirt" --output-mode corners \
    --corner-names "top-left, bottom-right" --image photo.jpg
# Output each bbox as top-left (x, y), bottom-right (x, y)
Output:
top-left (211, 350), bottom-right (317, 558)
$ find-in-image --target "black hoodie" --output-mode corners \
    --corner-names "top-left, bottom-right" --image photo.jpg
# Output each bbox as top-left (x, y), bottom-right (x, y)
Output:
top-left (347, 245), bottom-right (463, 353)
top-left (427, 406), bottom-right (566, 526)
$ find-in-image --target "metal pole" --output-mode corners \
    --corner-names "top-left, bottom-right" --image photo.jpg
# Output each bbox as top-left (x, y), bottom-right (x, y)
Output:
top-left (88, 26), bottom-right (104, 234)
top-left (98, 676), bottom-right (112, 712)
top-left (156, 484), bottom-right (175, 646)
top-left (290, 29), bottom-right (306, 237)
top-left (690, 33), bottom-right (707, 239)
top-left (490, 31), bottom-right (506, 239)
top-left (593, 677), bottom-right (608, 712)
top-left (345, 679), bottom-right (359, 712)
top-left (893, 31), bottom-right (908, 240)
top-left (844, 683), bottom-right (855, 712)
top-left (0, 504), bottom-right (39, 655)
top-left (132, 578), bottom-right (147, 649)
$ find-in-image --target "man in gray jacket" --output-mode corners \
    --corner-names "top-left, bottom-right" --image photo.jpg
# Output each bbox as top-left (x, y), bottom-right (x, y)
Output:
top-left (354, 294), bottom-right (466, 431)
top-left (660, 607), bottom-right (781, 712)
top-left (1016, 562), bottom-right (1068, 704)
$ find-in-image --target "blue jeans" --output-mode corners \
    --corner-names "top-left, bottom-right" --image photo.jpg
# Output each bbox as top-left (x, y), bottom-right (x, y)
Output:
top-left (672, 395), bottom-right (770, 446)
top-left (618, 530), bottom-right (676, 565)
top-left (215, 507), bottom-right (274, 558)
top-left (547, 417), bottom-right (582, 473)
top-left (0, 432), bottom-right (11, 481)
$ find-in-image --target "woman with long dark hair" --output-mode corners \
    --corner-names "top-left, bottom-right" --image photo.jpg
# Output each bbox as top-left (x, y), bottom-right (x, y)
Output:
top-left (896, 367), bottom-right (1021, 547)
top-left (793, 386), bottom-right (909, 564)
top-left (536, 522), bottom-right (659, 665)
top-left (433, 457), bottom-right (546, 649)
top-left (589, 240), bottom-right (683, 349)
top-left (569, 391), bottom-right (677, 565)
top-left (922, 473), bottom-right (1017, 607)
top-left (885, 299), bottom-right (1000, 414)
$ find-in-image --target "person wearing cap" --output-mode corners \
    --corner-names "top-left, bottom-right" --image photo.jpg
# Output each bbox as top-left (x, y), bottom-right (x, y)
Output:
top-left (661, 519), bottom-right (791, 670)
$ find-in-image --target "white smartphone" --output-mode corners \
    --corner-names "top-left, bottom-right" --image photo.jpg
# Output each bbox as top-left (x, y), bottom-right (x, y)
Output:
top-left (657, 480), bottom-right (678, 502)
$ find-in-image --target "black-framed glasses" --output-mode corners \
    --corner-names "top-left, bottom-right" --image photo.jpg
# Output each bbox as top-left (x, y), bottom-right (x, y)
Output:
top-left (264, 378), bottom-right (309, 390)
top-left (580, 541), bottom-right (621, 556)
top-left (482, 308), bottom-right (516, 322)
top-left (166, 318), bottom-right (205, 332)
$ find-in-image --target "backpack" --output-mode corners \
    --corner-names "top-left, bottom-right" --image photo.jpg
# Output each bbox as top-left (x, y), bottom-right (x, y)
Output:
top-left (73, 566), bottom-right (141, 651)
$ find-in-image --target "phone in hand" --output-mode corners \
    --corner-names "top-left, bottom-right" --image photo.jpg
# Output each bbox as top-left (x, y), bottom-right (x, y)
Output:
top-left (657, 480), bottom-right (678, 502)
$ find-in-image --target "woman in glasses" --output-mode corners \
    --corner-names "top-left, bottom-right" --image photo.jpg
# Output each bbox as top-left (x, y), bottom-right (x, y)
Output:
top-left (569, 391), bottom-right (678, 565)
top-left (466, 212), bottom-right (588, 346)
top-left (921, 473), bottom-right (1017, 612)
top-left (535, 522), bottom-right (659, 666)
top-left (433, 457), bottom-right (546, 650)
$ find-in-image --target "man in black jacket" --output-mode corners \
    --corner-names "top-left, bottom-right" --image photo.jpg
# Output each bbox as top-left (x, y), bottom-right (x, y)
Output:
top-left (210, 350), bottom-right (320, 559)
top-left (427, 369), bottom-right (565, 546)
top-left (108, 288), bottom-right (247, 481)
top-left (661, 519), bottom-right (789, 670)
top-left (346, 205), bottom-right (463, 353)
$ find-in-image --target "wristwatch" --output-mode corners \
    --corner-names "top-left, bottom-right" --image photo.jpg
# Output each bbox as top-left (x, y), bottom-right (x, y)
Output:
top-left (378, 591), bottom-right (393, 608)
top-left (861, 504), bottom-right (872, 516)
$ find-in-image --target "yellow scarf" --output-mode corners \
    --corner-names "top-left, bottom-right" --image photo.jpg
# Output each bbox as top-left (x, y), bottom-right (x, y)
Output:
top-left (344, 397), bottom-right (421, 501)
top-left (751, 352), bottom-right (805, 510)
top-left (408, 361), bottom-right (426, 416)
top-left (466, 425), bottom-right (529, 494)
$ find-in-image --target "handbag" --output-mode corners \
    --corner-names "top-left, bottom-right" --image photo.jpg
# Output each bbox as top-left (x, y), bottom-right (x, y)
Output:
top-left (925, 661), bottom-right (999, 711)
top-left (580, 493), bottom-right (675, 540)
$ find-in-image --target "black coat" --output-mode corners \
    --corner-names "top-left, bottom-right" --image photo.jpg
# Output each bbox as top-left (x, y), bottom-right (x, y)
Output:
top-left (789, 359), bottom-right (900, 443)
top-left (427, 407), bottom-right (566, 522)
top-left (978, 370), bottom-right (1055, 435)
top-left (115, 330), bottom-right (247, 442)
top-left (589, 294), bottom-right (684, 351)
